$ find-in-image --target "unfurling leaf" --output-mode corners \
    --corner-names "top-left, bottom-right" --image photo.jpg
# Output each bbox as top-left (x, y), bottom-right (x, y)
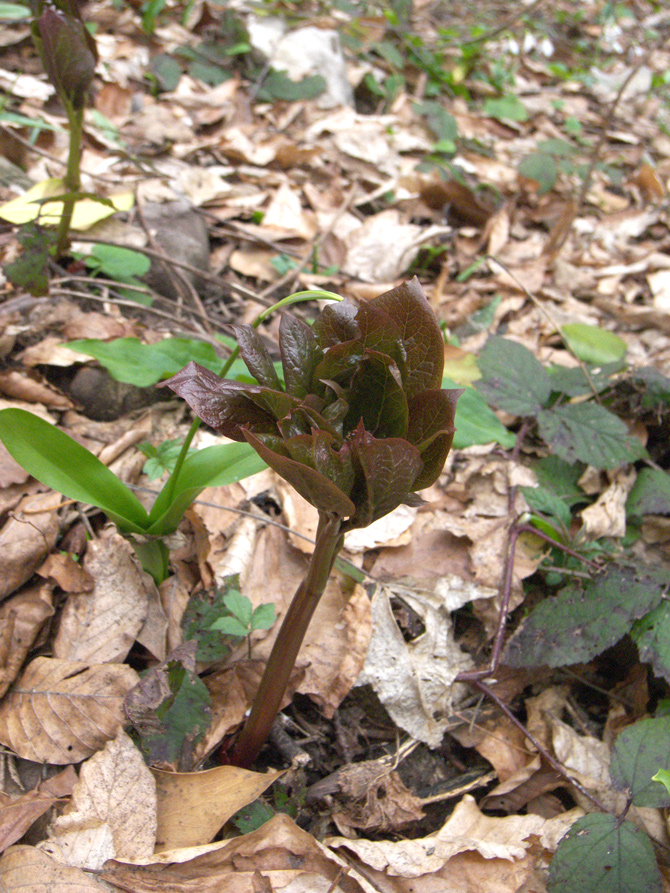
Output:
top-left (164, 278), bottom-right (461, 531)
top-left (32, 2), bottom-right (98, 109)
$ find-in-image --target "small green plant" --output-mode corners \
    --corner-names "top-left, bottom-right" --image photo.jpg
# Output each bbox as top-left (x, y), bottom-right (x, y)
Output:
top-left (79, 243), bottom-right (153, 305)
top-left (164, 277), bottom-right (461, 766)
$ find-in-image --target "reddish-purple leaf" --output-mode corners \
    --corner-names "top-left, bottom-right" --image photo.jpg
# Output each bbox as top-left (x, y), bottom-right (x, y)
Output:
top-left (344, 350), bottom-right (408, 439)
top-left (372, 277), bottom-right (444, 397)
top-left (406, 388), bottom-right (461, 489)
top-left (243, 430), bottom-right (356, 517)
top-left (279, 314), bottom-right (322, 398)
top-left (311, 300), bottom-right (359, 349)
top-left (161, 362), bottom-right (276, 440)
top-left (35, 6), bottom-right (97, 109)
top-left (232, 325), bottom-right (282, 390)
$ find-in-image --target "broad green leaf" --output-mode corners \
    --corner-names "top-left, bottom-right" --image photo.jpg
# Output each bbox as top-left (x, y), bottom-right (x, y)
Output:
top-left (537, 403), bottom-right (646, 469)
top-left (627, 468), bottom-right (670, 518)
top-left (609, 716), bottom-right (670, 808)
top-left (475, 337), bottom-right (551, 416)
top-left (0, 408), bottom-right (149, 533)
top-left (146, 441), bottom-right (266, 534)
top-left (259, 69), bottom-right (326, 102)
top-left (0, 3), bottom-right (30, 20)
top-left (4, 223), bottom-right (51, 296)
top-left (483, 95), bottom-right (528, 122)
top-left (251, 603), bottom-right (276, 631)
top-left (518, 153), bottom-right (558, 194)
top-left (66, 337), bottom-right (225, 386)
top-left (547, 361), bottom-right (622, 398)
top-left (443, 379), bottom-right (516, 449)
top-left (631, 602), bottom-right (670, 684)
top-left (548, 814), bottom-right (661, 893)
top-left (136, 661), bottom-right (211, 769)
top-left (533, 456), bottom-right (585, 507)
top-left (149, 53), bottom-right (181, 91)
top-left (561, 323), bottom-right (627, 365)
top-left (210, 616), bottom-right (249, 637)
top-left (521, 485), bottom-right (572, 529)
top-left (85, 243), bottom-right (151, 279)
top-left (504, 562), bottom-right (670, 668)
top-left (414, 101), bottom-right (459, 142)
top-left (223, 591), bottom-right (253, 627)
top-left (652, 768), bottom-right (670, 796)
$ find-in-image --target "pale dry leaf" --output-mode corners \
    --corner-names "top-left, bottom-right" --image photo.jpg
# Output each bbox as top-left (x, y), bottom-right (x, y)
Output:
top-left (263, 182), bottom-right (315, 239)
top-left (0, 766), bottom-right (77, 853)
top-left (357, 585), bottom-right (472, 747)
top-left (18, 337), bottom-right (88, 368)
top-left (0, 657), bottom-right (139, 764)
top-left (580, 470), bottom-right (635, 539)
top-left (0, 443), bottom-right (29, 489)
top-left (53, 533), bottom-right (149, 664)
top-left (153, 765), bottom-right (283, 851)
top-left (38, 825), bottom-right (115, 872)
top-left (43, 730), bottom-right (156, 870)
top-left (159, 575), bottom-right (191, 653)
top-left (135, 577), bottom-right (168, 661)
top-left (0, 491), bottom-right (61, 601)
top-left (0, 844), bottom-right (111, 891)
top-left (101, 813), bottom-right (372, 893)
top-left (0, 582), bottom-right (54, 699)
top-left (0, 371), bottom-right (73, 409)
top-left (37, 553), bottom-right (94, 593)
top-left (343, 504), bottom-right (417, 553)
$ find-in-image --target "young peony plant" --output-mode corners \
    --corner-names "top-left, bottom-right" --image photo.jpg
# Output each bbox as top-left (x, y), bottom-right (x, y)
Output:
top-left (164, 277), bottom-right (461, 767)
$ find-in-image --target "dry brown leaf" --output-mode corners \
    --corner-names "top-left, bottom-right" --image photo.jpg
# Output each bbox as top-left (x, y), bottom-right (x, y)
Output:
top-left (153, 765), bottom-right (283, 851)
top-left (0, 491), bottom-right (61, 602)
top-left (18, 337), bottom-right (87, 369)
top-left (0, 657), bottom-right (139, 763)
top-left (0, 844), bottom-right (110, 891)
top-left (40, 730), bottom-right (156, 870)
top-left (0, 443), bottom-right (29, 489)
top-left (159, 574), bottom-right (191, 653)
top-left (357, 585), bottom-right (472, 746)
top-left (53, 533), bottom-right (149, 664)
top-left (36, 553), bottom-right (94, 593)
top-left (0, 371), bottom-right (72, 409)
top-left (0, 582), bottom-right (54, 699)
top-left (0, 767), bottom-right (76, 854)
top-left (101, 813), bottom-right (370, 893)
top-left (333, 768), bottom-right (425, 834)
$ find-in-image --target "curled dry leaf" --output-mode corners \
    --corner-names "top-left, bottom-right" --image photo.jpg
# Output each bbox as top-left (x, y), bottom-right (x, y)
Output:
top-left (0, 490), bottom-right (61, 602)
top-left (53, 533), bottom-right (149, 664)
top-left (153, 764), bottom-right (284, 851)
top-left (0, 582), bottom-right (54, 699)
top-left (42, 730), bottom-right (156, 871)
top-left (0, 845), bottom-right (109, 891)
top-left (0, 657), bottom-right (139, 764)
top-left (0, 767), bottom-right (77, 854)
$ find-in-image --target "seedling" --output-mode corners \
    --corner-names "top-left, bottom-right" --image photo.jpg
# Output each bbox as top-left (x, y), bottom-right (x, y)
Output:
top-left (164, 277), bottom-right (462, 766)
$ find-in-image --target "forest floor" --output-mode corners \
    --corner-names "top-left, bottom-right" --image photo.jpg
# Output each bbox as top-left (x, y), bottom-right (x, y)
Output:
top-left (0, 1), bottom-right (670, 891)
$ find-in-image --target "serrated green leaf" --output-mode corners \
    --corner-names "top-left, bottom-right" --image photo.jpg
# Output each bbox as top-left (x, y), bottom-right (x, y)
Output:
top-left (181, 576), bottom-right (241, 661)
top-left (251, 603), bottom-right (277, 631)
top-left (627, 468), bottom-right (670, 518)
top-left (67, 337), bottom-right (226, 387)
top-left (547, 362), bottom-right (622, 398)
top-left (210, 616), bottom-right (249, 637)
top-left (504, 563), bottom-right (670, 668)
top-left (537, 403), bottom-right (645, 469)
top-left (518, 153), bottom-right (558, 193)
top-left (533, 456), bottom-right (585, 507)
top-left (0, 408), bottom-right (149, 533)
top-left (561, 323), bottom-right (627, 365)
top-left (548, 814), bottom-right (661, 893)
top-left (475, 337), bottom-right (551, 416)
top-left (223, 591), bottom-right (253, 626)
top-left (483, 95), bottom-right (528, 122)
top-left (443, 378), bottom-right (516, 449)
top-left (631, 602), bottom-right (670, 684)
top-left (259, 69), bottom-right (326, 101)
top-left (521, 486), bottom-right (572, 528)
top-left (609, 716), bottom-right (670, 807)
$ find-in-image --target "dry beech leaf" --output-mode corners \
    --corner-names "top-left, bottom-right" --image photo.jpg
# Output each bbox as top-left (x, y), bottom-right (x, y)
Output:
top-left (0, 844), bottom-right (110, 891)
top-left (40, 730), bottom-right (156, 870)
top-left (0, 657), bottom-right (139, 764)
top-left (153, 765), bottom-right (283, 851)
top-left (0, 491), bottom-right (61, 602)
top-left (37, 552), bottom-right (93, 593)
top-left (0, 582), bottom-right (54, 699)
top-left (101, 813), bottom-right (369, 892)
top-left (0, 767), bottom-right (76, 854)
top-left (53, 533), bottom-right (149, 664)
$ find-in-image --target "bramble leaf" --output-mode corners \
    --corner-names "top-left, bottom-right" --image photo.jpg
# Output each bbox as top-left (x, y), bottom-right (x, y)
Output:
top-left (475, 337), bottom-right (551, 416)
top-left (537, 403), bottom-right (645, 469)
top-left (503, 563), bottom-right (670, 668)
top-left (631, 603), bottom-right (670, 684)
top-left (609, 716), bottom-right (670, 808)
top-left (548, 814), bottom-right (661, 893)
top-left (627, 468), bottom-right (670, 518)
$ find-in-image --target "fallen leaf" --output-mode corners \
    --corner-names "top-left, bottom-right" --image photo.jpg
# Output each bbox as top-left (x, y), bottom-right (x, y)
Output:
top-left (153, 764), bottom-right (283, 850)
top-left (53, 533), bottom-right (149, 664)
top-left (0, 844), bottom-right (110, 891)
top-left (0, 491), bottom-right (61, 602)
top-left (0, 657), bottom-right (139, 763)
top-left (0, 582), bottom-right (54, 698)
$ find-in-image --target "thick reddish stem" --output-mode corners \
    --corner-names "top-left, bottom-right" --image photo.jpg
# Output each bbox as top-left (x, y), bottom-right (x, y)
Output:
top-left (229, 513), bottom-right (344, 768)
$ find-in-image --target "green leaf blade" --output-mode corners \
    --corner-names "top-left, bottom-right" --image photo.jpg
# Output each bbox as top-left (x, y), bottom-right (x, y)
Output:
top-left (548, 814), bottom-right (661, 893)
top-left (561, 323), bottom-right (627, 365)
top-left (537, 403), bottom-right (646, 469)
top-left (475, 336), bottom-right (551, 416)
top-left (0, 408), bottom-right (149, 533)
top-left (610, 716), bottom-right (670, 808)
